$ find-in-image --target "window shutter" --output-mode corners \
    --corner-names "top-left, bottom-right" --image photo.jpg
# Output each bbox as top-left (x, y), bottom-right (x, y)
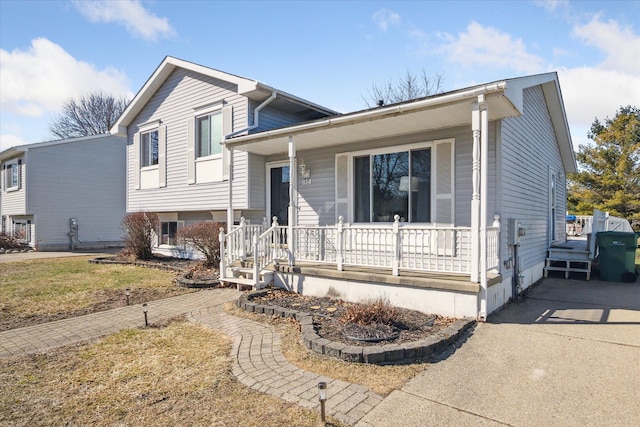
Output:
top-left (158, 125), bottom-right (167, 187)
top-left (187, 118), bottom-right (196, 184)
top-left (222, 105), bottom-right (233, 180)
top-left (335, 154), bottom-right (349, 222)
top-left (17, 159), bottom-right (22, 190)
top-left (433, 139), bottom-right (454, 225)
top-left (133, 132), bottom-right (141, 190)
top-left (1, 164), bottom-right (5, 191)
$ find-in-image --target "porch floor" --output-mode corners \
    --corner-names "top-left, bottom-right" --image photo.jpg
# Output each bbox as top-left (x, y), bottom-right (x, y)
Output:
top-left (271, 262), bottom-right (502, 294)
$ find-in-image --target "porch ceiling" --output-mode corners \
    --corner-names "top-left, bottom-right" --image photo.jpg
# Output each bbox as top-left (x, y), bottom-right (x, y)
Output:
top-left (226, 92), bottom-right (519, 156)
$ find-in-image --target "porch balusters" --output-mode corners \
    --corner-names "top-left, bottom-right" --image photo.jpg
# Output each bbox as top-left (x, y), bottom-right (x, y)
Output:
top-left (337, 216), bottom-right (344, 271)
top-left (253, 230), bottom-right (260, 287)
top-left (392, 215), bottom-right (401, 276)
top-left (239, 217), bottom-right (247, 261)
top-left (218, 227), bottom-right (226, 279)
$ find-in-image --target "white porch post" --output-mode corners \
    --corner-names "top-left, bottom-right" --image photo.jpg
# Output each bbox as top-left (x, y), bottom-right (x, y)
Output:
top-left (288, 136), bottom-right (296, 265)
top-left (471, 102), bottom-right (481, 284)
top-left (479, 95), bottom-right (489, 321)
top-left (226, 146), bottom-right (234, 231)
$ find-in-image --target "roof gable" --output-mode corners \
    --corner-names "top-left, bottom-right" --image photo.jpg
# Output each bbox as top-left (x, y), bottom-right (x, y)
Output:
top-left (111, 56), bottom-right (337, 137)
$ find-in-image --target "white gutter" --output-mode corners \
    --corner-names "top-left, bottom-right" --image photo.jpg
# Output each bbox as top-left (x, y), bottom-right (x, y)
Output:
top-left (226, 82), bottom-right (507, 146)
top-left (225, 91), bottom-right (278, 139)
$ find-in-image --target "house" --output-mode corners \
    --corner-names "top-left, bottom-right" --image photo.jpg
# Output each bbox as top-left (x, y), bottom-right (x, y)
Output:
top-left (110, 56), bottom-right (337, 257)
top-left (0, 134), bottom-right (127, 251)
top-left (221, 72), bottom-right (576, 320)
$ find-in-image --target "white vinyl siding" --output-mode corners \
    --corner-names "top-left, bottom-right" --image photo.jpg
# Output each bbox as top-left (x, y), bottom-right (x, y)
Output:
top-left (0, 135), bottom-right (127, 250)
top-left (127, 68), bottom-right (249, 212)
top-left (1, 156), bottom-right (26, 215)
top-left (500, 85), bottom-right (566, 272)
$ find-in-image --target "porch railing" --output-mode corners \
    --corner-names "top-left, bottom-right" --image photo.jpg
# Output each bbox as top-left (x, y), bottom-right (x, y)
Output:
top-left (293, 215), bottom-right (488, 275)
top-left (222, 215), bottom-right (501, 279)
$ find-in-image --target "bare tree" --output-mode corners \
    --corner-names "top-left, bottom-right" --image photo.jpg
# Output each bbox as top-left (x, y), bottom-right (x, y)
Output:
top-left (363, 69), bottom-right (445, 108)
top-left (49, 92), bottom-right (129, 139)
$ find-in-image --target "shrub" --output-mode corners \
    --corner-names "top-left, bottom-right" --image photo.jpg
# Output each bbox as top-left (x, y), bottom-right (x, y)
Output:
top-left (340, 296), bottom-right (400, 326)
top-left (176, 221), bottom-right (225, 267)
top-left (121, 212), bottom-right (159, 260)
top-left (0, 232), bottom-right (27, 250)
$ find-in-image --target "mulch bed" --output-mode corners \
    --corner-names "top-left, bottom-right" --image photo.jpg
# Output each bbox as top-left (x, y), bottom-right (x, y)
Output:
top-left (252, 289), bottom-right (457, 347)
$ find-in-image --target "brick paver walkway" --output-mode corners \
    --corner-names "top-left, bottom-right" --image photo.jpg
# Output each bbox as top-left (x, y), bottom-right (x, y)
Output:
top-left (0, 288), bottom-right (382, 425)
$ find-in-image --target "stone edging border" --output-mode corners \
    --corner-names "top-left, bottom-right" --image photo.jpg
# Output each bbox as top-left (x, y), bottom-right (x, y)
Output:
top-left (89, 257), bottom-right (221, 289)
top-left (238, 289), bottom-right (476, 365)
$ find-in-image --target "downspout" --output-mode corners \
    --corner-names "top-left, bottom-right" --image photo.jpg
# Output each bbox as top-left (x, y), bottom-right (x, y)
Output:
top-left (223, 91), bottom-right (278, 232)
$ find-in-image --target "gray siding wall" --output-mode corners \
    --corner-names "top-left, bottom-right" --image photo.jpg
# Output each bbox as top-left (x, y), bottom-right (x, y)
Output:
top-left (258, 124), bottom-right (496, 227)
top-left (127, 68), bottom-right (249, 212)
top-left (0, 154), bottom-right (26, 215)
top-left (500, 85), bottom-right (566, 271)
top-left (27, 135), bottom-right (126, 249)
top-left (252, 102), bottom-right (309, 133)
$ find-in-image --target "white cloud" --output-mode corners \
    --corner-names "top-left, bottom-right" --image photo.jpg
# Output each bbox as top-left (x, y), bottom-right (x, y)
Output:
top-left (372, 8), bottom-right (401, 32)
top-left (0, 134), bottom-right (29, 152)
top-left (0, 38), bottom-right (131, 117)
top-left (533, 0), bottom-right (569, 13)
top-left (572, 16), bottom-right (640, 74)
top-left (439, 22), bottom-right (546, 74)
top-left (558, 67), bottom-right (640, 138)
top-left (73, 0), bottom-right (175, 42)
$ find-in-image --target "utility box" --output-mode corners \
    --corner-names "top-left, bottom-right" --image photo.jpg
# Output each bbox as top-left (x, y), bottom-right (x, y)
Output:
top-left (507, 218), bottom-right (525, 246)
top-left (597, 231), bottom-right (638, 282)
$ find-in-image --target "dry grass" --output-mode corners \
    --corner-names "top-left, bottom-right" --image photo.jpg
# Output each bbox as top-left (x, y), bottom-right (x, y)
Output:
top-left (0, 319), bottom-right (346, 427)
top-left (226, 303), bottom-right (428, 396)
top-left (0, 256), bottom-right (192, 330)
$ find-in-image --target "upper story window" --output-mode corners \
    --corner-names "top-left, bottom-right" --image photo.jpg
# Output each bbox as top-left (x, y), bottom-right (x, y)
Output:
top-left (3, 159), bottom-right (21, 191)
top-left (141, 130), bottom-right (159, 167)
top-left (196, 112), bottom-right (223, 158)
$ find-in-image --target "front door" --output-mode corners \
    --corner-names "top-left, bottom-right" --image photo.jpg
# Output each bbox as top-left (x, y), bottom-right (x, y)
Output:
top-left (268, 164), bottom-right (290, 226)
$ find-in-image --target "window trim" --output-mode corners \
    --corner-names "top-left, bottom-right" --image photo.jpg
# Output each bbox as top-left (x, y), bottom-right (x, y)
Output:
top-left (195, 108), bottom-right (223, 160)
top-left (140, 128), bottom-right (160, 169)
top-left (348, 141), bottom-right (435, 224)
top-left (4, 159), bottom-right (21, 192)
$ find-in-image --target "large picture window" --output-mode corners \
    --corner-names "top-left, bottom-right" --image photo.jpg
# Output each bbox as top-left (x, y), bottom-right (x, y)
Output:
top-left (141, 130), bottom-right (159, 167)
top-left (354, 148), bottom-right (431, 223)
top-left (196, 112), bottom-right (223, 158)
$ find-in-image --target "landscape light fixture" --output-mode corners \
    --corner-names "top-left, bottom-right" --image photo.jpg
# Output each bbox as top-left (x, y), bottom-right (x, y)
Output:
top-left (142, 303), bottom-right (148, 327)
top-left (125, 288), bottom-right (130, 305)
top-left (318, 381), bottom-right (327, 425)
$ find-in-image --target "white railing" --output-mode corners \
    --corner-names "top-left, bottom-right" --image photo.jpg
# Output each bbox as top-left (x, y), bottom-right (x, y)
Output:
top-left (223, 215), bottom-right (501, 279)
top-left (293, 215), bottom-right (485, 275)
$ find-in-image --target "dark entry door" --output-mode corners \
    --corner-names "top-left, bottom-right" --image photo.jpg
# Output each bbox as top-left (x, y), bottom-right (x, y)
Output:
top-left (270, 166), bottom-right (289, 225)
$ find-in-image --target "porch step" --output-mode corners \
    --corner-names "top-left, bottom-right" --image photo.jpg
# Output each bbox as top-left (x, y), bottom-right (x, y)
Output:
top-left (544, 258), bottom-right (591, 280)
top-left (221, 267), bottom-right (274, 291)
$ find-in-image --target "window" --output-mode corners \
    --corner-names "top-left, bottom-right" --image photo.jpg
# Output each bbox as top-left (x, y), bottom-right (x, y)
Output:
top-left (161, 221), bottom-right (178, 245)
top-left (141, 130), bottom-right (159, 167)
top-left (196, 112), bottom-right (223, 158)
top-left (354, 148), bottom-right (431, 223)
top-left (4, 160), bottom-right (20, 190)
top-left (13, 220), bottom-right (30, 243)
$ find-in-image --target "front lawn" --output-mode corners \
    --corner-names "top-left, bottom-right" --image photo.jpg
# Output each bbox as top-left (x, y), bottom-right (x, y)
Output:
top-left (0, 256), bottom-right (193, 330)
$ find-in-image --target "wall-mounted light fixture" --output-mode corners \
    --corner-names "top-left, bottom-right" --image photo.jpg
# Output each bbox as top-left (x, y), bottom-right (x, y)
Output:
top-left (299, 159), bottom-right (311, 179)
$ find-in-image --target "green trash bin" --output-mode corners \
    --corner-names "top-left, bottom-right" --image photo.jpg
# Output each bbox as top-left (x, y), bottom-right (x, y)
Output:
top-left (597, 231), bottom-right (638, 282)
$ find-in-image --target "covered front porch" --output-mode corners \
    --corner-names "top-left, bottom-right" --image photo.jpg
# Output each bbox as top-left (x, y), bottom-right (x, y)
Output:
top-left (220, 82), bottom-right (521, 319)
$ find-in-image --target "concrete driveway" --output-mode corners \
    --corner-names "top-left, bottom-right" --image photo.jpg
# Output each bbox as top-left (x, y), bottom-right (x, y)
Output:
top-left (358, 277), bottom-right (640, 426)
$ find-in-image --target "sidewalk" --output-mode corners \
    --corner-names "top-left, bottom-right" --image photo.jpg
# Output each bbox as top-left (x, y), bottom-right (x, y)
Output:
top-left (0, 288), bottom-right (382, 426)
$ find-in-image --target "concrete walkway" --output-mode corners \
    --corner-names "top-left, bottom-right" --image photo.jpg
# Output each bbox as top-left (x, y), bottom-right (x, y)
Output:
top-left (357, 278), bottom-right (640, 426)
top-left (0, 288), bottom-right (382, 426)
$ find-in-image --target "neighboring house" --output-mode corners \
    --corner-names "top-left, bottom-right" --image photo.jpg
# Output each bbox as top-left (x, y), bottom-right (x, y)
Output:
top-left (0, 134), bottom-right (126, 251)
top-left (222, 72), bottom-right (576, 320)
top-left (110, 56), bottom-right (337, 257)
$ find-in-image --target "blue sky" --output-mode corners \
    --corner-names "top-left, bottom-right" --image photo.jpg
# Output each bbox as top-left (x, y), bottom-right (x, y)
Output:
top-left (1, 0), bottom-right (639, 151)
